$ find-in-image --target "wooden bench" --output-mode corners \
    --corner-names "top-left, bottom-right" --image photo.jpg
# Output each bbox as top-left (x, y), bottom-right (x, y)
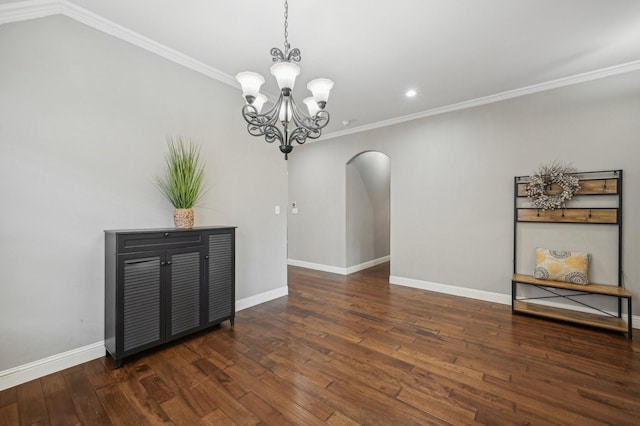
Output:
top-left (512, 273), bottom-right (633, 336)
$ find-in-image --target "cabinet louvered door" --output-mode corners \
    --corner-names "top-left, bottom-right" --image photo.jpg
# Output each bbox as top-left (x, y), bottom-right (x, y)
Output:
top-left (167, 248), bottom-right (204, 338)
top-left (106, 227), bottom-right (236, 368)
top-left (206, 230), bottom-right (235, 324)
top-left (120, 253), bottom-right (164, 354)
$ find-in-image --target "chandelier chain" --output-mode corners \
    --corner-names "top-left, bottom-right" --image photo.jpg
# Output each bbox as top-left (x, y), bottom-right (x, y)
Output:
top-left (283, 0), bottom-right (290, 54)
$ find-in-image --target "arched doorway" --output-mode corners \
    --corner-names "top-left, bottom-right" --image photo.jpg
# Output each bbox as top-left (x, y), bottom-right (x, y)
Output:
top-left (345, 151), bottom-right (391, 273)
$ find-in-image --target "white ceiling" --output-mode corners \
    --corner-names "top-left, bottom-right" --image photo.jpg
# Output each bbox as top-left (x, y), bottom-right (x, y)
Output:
top-left (6, 0), bottom-right (640, 136)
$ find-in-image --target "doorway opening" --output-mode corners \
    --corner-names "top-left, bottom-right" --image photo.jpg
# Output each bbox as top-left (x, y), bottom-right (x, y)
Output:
top-left (345, 151), bottom-right (391, 273)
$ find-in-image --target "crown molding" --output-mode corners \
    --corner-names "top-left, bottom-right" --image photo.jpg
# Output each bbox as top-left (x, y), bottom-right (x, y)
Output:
top-left (321, 59), bottom-right (640, 141)
top-left (59, 0), bottom-right (238, 87)
top-left (1, 0), bottom-right (239, 88)
top-left (0, 0), bottom-right (60, 24)
top-left (3, 1), bottom-right (640, 142)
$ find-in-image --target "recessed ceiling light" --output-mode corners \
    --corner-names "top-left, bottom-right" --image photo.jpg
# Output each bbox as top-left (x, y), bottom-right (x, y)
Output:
top-left (405, 89), bottom-right (417, 98)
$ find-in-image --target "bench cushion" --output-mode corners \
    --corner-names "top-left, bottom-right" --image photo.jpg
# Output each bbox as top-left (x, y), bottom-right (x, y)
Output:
top-left (534, 248), bottom-right (590, 284)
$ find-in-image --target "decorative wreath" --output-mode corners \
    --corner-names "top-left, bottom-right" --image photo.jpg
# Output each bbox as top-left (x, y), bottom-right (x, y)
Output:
top-left (525, 162), bottom-right (580, 210)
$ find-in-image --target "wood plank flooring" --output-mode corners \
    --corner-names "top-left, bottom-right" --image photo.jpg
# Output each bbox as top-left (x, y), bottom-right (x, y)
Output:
top-left (2, 263), bottom-right (639, 425)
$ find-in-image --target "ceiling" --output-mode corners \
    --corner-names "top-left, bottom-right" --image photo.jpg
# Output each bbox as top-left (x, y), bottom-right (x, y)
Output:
top-left (6, 0), bottom-right (640, 137)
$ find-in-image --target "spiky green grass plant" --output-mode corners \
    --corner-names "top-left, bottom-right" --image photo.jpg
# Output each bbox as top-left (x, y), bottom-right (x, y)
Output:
top-left (155, 137), bottom-right (206, 209)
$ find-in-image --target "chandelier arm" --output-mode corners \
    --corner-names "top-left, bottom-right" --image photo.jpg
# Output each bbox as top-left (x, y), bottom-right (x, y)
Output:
top-left (241, 97), bottom-right (285, 145)
top-left (289, 126), bottom-right (311, 145)
top-left (262, 125), bottom-right (284, 144)
top-left (299, 110), bottom-right (329, 132)
top-left (241, 95), bottom-right (283, 129)
top-left (259, 94), bottom-right (284, 125)
top-left (289, 96), bottom-right (330, 132)
top-left (310, 110), bottom-right (330, 129)
top-left (284, 100), bottom-right (325, 145)
top-left (246, 120), bottom-right (283, 143)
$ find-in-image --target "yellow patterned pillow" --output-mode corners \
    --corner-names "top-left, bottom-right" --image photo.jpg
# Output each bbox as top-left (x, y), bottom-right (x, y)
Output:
top-left (534, 248), bottom-right (590, 284)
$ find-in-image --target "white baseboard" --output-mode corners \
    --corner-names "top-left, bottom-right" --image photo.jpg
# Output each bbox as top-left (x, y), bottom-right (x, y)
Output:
top-left (0, 288), bottom-right (288, 392)
top-left (390, 275), bottom-right (640, 329)
top-left (288, 256), bottom-right (391, 276)
top-left (287, 259), bottom-right (347, 275)
top-left (346, 255), bottom-right (391, 274)
top-left (0, 341), bottom-right (104, 391)
top-left (390, 275), bottom-right (511, 305)
top-left (235, 286), bottom-right (288, 312)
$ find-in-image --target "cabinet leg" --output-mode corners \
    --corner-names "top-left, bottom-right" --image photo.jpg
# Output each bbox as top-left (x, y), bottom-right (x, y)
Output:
top-left (628, 297), bottom-right (633, 339)
top-left (230, 317), bottom-right (235, 327)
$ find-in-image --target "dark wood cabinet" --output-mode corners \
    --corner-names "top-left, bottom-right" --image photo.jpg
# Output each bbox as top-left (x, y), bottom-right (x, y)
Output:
top-left (105, 226), bottom-right (235, 367)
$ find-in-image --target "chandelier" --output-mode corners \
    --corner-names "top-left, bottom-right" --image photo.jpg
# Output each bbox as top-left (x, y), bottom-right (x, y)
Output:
top-left (235, 0), bottom-right (334, 159)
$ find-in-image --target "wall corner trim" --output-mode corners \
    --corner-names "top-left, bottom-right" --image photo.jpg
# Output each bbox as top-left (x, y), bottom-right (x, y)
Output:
top-left (345, 256), bottom-right (391, 275)
top-left (0, 341), bottom-right (105, 391)
top-left (288, 256), bottom-right (390, 276)
top-left (235, 286), bottom-right (288, 312)
top-left (288, 259), bottom-right (348, 275)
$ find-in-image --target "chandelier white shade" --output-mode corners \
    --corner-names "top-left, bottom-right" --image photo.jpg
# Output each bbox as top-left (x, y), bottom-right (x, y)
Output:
top-left (307, 78), bottom-right (334, 106)
top-left (253, 94), bottom-right (268, 114)
top-left (235, 71), bottom-right (264, 102)
top-left (235, 0), bottom-right (333, 159)
top-left (270, 62), bottom-right (301, 91)
top-left (303, 97), bottom-right (320, 116)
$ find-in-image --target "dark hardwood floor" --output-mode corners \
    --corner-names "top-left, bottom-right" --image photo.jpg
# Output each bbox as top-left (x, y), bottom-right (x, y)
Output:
top-left (1, 263), bottom-right (639, 425)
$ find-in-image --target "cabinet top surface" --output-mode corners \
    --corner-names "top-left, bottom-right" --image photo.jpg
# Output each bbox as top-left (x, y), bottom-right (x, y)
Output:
top-left (105, 226), bottom-right (236, 234)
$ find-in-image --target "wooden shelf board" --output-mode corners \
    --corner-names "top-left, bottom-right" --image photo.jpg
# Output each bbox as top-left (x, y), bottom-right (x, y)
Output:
top-left (513, 301), bottom-right (628, 332)
top-left (517, 208), bottom-right (618, 224)
top-left (517, 178), bottom-right (619, 197)
top-left (512, 274), bottom-right (631, 297)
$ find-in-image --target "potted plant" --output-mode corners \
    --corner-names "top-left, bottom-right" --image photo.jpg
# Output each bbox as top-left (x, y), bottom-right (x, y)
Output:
top-left (155, 136), bottom-right (206, 229)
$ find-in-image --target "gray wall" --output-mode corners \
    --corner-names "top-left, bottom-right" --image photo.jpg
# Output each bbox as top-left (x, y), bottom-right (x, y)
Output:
top-left (0, 16), bottom-right (288, 371)
top-left (288, 70), bottom-right (640, 313)
top-left (346, 151), bottom-right (390, 267)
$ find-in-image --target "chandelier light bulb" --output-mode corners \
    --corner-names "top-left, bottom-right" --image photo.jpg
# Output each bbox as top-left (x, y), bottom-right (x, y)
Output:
top-left (235, 71), bottom-right (265, 103)
top-left (279, 99), bottom-right (293, 122)
top-left (253, 94), bottom-right (268, 114)
top-left (303, 97), bottom-right (320, 116)
top-left (270, 62), bottom-right (301, 92)
top-left (307, 78), bottom-right (334, 108)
